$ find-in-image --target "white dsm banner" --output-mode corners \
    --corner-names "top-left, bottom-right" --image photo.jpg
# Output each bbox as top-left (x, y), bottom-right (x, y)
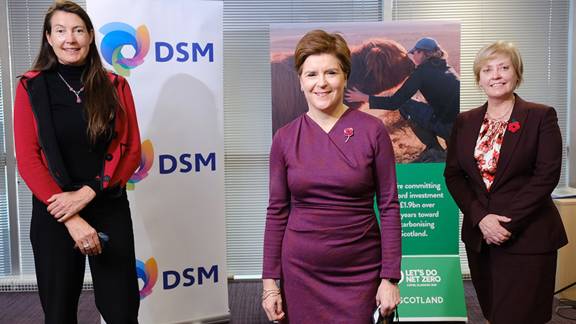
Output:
top-left (86, 1), bottom-right (228, 323)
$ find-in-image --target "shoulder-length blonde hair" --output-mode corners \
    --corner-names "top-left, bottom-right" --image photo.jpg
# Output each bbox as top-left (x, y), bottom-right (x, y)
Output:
top-left (473, 41), bottom-right (523, 88)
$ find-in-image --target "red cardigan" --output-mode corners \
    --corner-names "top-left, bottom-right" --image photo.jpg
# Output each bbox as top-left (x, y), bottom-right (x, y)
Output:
top-left (14, 70), bottom-right (141, 204)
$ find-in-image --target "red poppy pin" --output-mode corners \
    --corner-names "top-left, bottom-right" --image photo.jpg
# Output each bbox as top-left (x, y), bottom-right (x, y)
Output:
top-left (344, 127), bottom-right (354, 142)
top-left (507, 120), bottom-right (521, 133)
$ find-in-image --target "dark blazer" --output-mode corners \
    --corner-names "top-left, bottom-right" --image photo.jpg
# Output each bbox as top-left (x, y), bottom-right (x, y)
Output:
top-left (444, 94), bottom-right (567, 253)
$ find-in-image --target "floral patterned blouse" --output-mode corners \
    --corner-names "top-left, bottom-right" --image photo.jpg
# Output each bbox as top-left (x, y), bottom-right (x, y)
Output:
top-left (474, 117), bottom-right (508, 190)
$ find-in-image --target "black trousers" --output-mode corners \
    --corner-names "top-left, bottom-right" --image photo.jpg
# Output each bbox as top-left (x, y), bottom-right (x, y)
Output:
top-left (398, 99), bottom-right (453, 144)
top-left (31, 190), bottom-right (140, 324)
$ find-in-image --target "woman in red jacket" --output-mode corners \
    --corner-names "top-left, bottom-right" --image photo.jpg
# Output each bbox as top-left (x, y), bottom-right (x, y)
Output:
top-left (13, 1), bottom-right (141, 323)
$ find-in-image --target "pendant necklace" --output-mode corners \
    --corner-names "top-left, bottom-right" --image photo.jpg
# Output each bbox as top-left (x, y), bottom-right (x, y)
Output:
top-left (487, 98), bottom-right (514, 121)
top-left (57, 72), bottom-right (85, 104)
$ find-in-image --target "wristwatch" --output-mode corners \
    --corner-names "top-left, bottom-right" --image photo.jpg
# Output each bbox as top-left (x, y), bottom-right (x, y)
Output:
top-left (384, 278), bottom-right (400, 284)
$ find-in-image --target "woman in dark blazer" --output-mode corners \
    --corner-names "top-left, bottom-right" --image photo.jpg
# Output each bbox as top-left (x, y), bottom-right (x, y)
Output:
top-left (444, 41), bottom-right (567, 324)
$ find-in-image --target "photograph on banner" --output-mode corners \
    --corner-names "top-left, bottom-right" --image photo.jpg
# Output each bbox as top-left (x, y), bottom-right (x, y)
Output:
top-left (271, 20), bottom-right (460, 164)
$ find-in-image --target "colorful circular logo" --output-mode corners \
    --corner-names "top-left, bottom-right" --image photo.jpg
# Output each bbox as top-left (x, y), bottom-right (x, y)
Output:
top-left (99, 22), bottom-right (150, 76)
top-left (127, 139), bottom-right (154, 190)
top-left (136, 257), bottom-right (158, 299)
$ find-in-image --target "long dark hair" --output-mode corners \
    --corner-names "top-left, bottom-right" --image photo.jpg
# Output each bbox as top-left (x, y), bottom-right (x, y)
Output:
top-left (33, 0), bottom-right (117, 143)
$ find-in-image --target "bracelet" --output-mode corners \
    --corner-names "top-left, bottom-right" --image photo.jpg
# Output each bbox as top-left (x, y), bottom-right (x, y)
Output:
top-left (262, 289), bottom-right (281, 300)
top-left (262, 288), bottom-right (280, 293)
top-left (262, 291), bottom-right (280, 300)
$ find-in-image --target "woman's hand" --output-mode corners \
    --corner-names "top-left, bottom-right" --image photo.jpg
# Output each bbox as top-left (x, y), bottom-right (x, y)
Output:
top-left (478, 214), bottom-right (511, 245)
top-left (345, 87), bottom-right (369, 103)
top-left (63, 214), bottom-right (102, 256)
top-left (47, 186), bottom-right (96, 222)
top-left (262, 279), bottom-right (285, 322)
top-left (376, 279), bottom-right (400, 317)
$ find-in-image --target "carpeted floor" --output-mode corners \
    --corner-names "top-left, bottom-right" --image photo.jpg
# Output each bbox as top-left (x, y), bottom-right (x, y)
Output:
top-left (1, 280), bottom-right (575, 323)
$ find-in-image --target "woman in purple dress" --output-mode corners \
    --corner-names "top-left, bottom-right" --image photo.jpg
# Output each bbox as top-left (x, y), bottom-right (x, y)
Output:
top-left (262, 30), bottom-right (402, 323)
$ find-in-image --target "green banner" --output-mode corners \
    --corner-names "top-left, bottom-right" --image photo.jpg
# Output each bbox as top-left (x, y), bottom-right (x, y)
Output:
top-left (396, 163), bottom-right (467, 321)
top-left (398, 256), bottom-right (467, 321)
top-left (397, 163), bottom-right (460, 255)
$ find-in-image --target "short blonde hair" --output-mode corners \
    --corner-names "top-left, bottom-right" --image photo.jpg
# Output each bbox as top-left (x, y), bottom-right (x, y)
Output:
top-left (473, 41), bottom-right (523, 88)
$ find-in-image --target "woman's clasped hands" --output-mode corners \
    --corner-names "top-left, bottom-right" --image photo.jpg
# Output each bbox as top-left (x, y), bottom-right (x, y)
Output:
top-left (47, 185), bottom-right (96, 222)
top-left (479, 213), bottom-right (512, 245)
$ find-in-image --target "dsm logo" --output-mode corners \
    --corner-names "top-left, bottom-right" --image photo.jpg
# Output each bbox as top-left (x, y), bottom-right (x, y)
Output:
top-left (99, 22), bottom-right (215, 76)
top-left (127, 139), bottom-right (154, 191)
top-left (136, 257), bottom-right (158, 300)
top-left (99, 22), bottom-right (150, 76)
top-left (136, 257), bottom-right (219, 299)
top-left (127, 139), bottom-right (217, 190)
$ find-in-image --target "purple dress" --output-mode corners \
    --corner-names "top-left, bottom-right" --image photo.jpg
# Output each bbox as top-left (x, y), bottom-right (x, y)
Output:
top-left (263, 109), bottom-right (401, 323)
